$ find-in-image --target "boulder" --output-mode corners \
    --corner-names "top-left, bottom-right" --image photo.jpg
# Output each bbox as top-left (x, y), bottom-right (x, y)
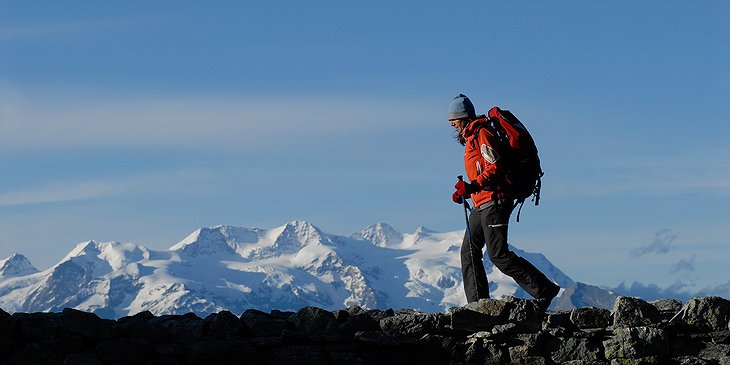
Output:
top-left (335, 308), bottom-right (380, 337)
top-left (240, 309), bottom-right (291, 337)
top-left (603, 326), bottom-right (668, 360)
top-left (148, 314), bottom-right (204, 344)
top-left (612, 296), bottom-right (661, 327)
top-left (543, 311), bottom-right (578, 337)
top-left (95, 337), bottom-right (153, 364)
top-left (448, 306), bottom-right (503, 333)
top-left (58, 307), bottom-right (115, 340)
top-left (287, 306), bottom-right (338, 337)
top-left (12, 312), bottom-right (60, 341)
top-left (681, 297), bottom-right (730, 332)
top-left (204, 310), bottom-right (246, 338)
top-left (546, 336), bottom-right (603, 363)
top-left (571, 307), bottom-right (612, 329)
top-left (379, 312), bottom-right (447, 337)
top-left (463, 338), bottom-right (510, 364)
top-left (650, 299), bottom-right (682, 321)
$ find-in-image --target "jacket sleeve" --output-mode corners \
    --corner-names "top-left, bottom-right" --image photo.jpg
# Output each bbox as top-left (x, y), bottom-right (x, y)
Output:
top-left (471, 129), bottom-right (505, 189)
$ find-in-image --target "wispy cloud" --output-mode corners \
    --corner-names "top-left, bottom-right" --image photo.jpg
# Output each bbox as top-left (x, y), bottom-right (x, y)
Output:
top-left (670, 255), bottom-right (697, 274)
top-left (0, 170), bottom-right (214, 207)
top-left (0, 16), bottom-right (164, 41)
top-left (0, 89), bottom-right (435, 152)
top-left (631, 229), bottom-right (678, 257)
top-left (0, 181), bottom-right (131, 207)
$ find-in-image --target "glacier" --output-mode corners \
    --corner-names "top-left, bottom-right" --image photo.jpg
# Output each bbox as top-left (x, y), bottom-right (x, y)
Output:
top-left (0, 220), bottom-right (574, 318)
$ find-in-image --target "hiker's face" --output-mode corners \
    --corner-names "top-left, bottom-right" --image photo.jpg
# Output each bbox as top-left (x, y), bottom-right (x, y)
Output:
top-left (450, 118), bottom-right (467, 133)
top-left (450, 118), bottom-right (468, 145)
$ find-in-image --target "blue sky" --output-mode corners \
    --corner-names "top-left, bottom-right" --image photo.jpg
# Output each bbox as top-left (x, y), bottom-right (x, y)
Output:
top-left (1, 1), bottom-right (728, 295)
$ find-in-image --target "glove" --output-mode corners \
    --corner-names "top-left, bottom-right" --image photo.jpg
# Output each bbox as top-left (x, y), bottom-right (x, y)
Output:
top-left (452, 180), bottom-right (479, 203)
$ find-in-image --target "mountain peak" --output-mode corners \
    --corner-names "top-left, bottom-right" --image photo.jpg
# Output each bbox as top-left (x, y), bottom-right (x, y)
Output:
top-left (415, 226), bottom-right (435, 235)
top-left (0, 253), bottom-right (38, 277)
top-left (355, 223), bottom-right (403, 247)
top-left (170, 226), bottom-right (238, 258)
top-left (272, 220), bottom-right (325, 252)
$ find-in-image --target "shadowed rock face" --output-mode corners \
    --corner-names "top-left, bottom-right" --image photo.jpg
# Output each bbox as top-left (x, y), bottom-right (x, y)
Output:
top-left (0, 296), bottom-right (729, 364)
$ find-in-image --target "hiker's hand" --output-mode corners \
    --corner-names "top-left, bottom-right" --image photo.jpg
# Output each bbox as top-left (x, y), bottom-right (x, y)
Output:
top-left (452, 191), bottom-right (465, 204)
top-left (452, 180), bottom-right (476, 203)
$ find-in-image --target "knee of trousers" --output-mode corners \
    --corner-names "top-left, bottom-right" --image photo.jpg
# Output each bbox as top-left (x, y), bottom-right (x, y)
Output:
top-left (488, 252), bottom-right (517, 271)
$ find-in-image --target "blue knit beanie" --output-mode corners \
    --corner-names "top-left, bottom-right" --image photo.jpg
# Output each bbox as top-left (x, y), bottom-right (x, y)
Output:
top-left (448, 94), bottom-right (476, 120)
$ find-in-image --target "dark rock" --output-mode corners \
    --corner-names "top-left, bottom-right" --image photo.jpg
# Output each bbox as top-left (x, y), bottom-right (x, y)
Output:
top-left (651, 299), bottom-right (682, 321)
top-left (543, 311), bottom-right (579, 336)
top-left (59, 307), bottom-right (114, 339)
top-left (508, 333), bottom-right (550, 362)
top-left (613, 296), bottom-right (662, 327)
top-left (571, 307), bottom-right (612, 329)
top-left (379, 312), bottom-right (447, 337)
top-left (270, 345), bottom-right (328, 365)
top-left (671, 357), bottom-right (714, 365)
top-left (3, 296), bottom-right (730, 364)
top-left (336, 310), bottom-right (380, 337)
top-left (681, 297), bottom-right (730, 332)
top-left (12, 312), bottom-right (60, 341)
top-left (696, 342), bottom-right (730, 360)
top-left (117, 310), bottom-right (155, 323)
top-left (204, 310), bottom-right (245, 338)
top-left (288, 306), bottom-right (338, 337)
top-left (329, 351), bottom-right (364, 365)
top-left (546, 336), bottom-right (603, 363)
top-left (96, 337), bottom-right (153, 364)
top-left (462, 298), bottom-right (511, 318)
top-left (464, 338), bottom-right (510, 364)
top-left (365, 308), bottom-right (395, 321)
top-left (240, 309), bottom-right (290, 337)
top-left (270, 309), bottom-right (295, 320)
top-left (186, 338), bottom-right (257, 363)
top-left (603, 326), bottom-right (668, 360)
top-left (0, 308), bottom-right (15, 338)
top-left (450, 297), bottom-right (544, 335)
top-left (113, 312), bottom-right (156, 338)
top-left (449, 306), bottom-right (503, 333)
top-left (6, 342), bottom-right (63, 365)
top-left (154, 342), bottom-right (188, 357)
top-left (353, 330), bottom-right (417, 346)
top-left (63, 351), bottom-right (102, 365)
top-left (712, 331), bottom-right (730, 344)
top-left (504, 296), bottom-right (545, 331)
top-left (148, 314), bottom-right (205, 344)
top-left (511, 357), bottom-right (549, 364)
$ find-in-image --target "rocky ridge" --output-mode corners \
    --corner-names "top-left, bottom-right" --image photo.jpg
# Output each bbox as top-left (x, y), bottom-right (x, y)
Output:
top-left (0, 295), bottom-right (728, 364)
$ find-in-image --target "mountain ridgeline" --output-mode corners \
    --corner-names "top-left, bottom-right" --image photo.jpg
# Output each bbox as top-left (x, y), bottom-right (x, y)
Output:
top-left (0, 221), bottom-right (590, 318)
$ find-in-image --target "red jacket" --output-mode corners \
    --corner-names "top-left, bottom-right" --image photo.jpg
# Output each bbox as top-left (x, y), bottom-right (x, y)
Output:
top-left (462, 116), bottom-right (508, 208)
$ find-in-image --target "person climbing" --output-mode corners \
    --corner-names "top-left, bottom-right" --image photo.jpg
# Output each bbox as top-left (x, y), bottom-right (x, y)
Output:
top-left (448, 93), bottom-right (560, 311)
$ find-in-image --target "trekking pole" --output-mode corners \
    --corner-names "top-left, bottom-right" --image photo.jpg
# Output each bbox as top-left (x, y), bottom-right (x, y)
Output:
top-left (457, 175), bottom-right (472, 243)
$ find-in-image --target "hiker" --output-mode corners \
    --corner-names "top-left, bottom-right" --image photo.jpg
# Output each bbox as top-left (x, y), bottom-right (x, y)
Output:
top-left (448, 94), bottom-right (560, 311)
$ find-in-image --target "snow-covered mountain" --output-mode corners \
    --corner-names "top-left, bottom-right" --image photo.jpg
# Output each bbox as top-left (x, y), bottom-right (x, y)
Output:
top-left (0, 221), bottom-right (574, 318)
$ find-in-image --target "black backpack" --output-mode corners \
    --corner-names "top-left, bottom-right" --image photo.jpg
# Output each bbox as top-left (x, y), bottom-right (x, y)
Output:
top-left (486, 106), bottom-right (543, 221)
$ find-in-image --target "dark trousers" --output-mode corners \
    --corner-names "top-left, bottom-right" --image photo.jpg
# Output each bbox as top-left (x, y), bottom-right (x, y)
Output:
top-left (460, 201), bottom-right (557, 303)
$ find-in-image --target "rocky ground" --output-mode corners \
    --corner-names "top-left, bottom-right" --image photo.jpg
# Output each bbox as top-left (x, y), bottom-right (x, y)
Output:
top-left (0, 296), bottom-right (728, 364)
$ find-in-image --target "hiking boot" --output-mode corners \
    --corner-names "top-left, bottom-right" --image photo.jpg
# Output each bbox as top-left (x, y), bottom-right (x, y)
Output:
top-left (534, 283), bottom-right (560, 312)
